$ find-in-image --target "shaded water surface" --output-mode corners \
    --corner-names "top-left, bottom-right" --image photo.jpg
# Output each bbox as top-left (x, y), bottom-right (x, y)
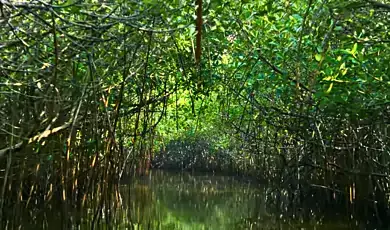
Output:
top-left (116, 170), bottom-right (352, 230)
top-left (7, 170), bottom-right (356, 229)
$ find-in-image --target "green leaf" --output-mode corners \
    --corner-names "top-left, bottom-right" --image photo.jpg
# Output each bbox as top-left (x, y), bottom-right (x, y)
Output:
top-left (351, 43), bottom-right (358, 55)
top-left (326, 82), bottom-right (333, 94)
top-left (315, 54), bottom-right (322, 62)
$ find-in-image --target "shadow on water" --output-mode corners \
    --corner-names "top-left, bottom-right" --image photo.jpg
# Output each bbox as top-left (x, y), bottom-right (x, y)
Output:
top-left (3, 170), bottom-right (364, 229)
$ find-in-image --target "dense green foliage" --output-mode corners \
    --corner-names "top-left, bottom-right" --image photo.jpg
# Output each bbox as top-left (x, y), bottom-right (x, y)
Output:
top-left (0, 0), bottom-right (389, 228)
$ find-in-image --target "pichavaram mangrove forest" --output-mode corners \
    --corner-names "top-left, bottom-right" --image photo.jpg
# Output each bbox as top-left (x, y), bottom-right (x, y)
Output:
top-left (0, 0), bottom-right (389, 229)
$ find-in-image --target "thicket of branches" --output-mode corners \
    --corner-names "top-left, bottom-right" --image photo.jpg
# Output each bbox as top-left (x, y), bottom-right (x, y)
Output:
top-left (0, 1), bottom-right (197, 227)
top-left (0, 0), bottom-right (389, 228)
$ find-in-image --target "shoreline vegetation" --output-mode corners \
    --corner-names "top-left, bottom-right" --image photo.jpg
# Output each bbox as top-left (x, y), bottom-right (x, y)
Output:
top-left (1, 0), bottom-right (389, 229)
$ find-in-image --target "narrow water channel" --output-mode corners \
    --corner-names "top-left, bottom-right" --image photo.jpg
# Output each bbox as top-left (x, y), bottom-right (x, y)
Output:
top-left (11, 170), bottom-right (356, 229)
top-left (116, 170), bottom-right (352, 230)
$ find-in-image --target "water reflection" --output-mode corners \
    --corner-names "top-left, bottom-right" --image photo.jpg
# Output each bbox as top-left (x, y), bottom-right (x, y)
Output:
top-left (120, 170), bottom-right (263, 229)
top-left (4, 170), bottom-right (355, 229)
top-left (117, 170), bottom-right (351, 230)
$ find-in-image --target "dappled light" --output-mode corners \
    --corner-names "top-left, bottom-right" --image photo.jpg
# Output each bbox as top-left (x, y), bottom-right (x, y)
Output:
top-left (0, 0), bottom-right (389, 229)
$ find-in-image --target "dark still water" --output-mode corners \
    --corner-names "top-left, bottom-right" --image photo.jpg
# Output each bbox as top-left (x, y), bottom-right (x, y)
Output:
top-left (116, 170), bottom-right (352, 230)
top-left (6, 170), bottom-right (356, 229)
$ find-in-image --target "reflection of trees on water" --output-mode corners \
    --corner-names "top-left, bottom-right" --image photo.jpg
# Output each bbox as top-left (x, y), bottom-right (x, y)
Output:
top-left (116, 170), bottom-right (353, 229)
top-left (11, 170), bottom-right (356, 229)
top-left (118, 170), bottom-right (265, 229)
top-left (238, 187), bottom-right (354, 230)
top-left (260, 185), bottom-right (377, 229)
